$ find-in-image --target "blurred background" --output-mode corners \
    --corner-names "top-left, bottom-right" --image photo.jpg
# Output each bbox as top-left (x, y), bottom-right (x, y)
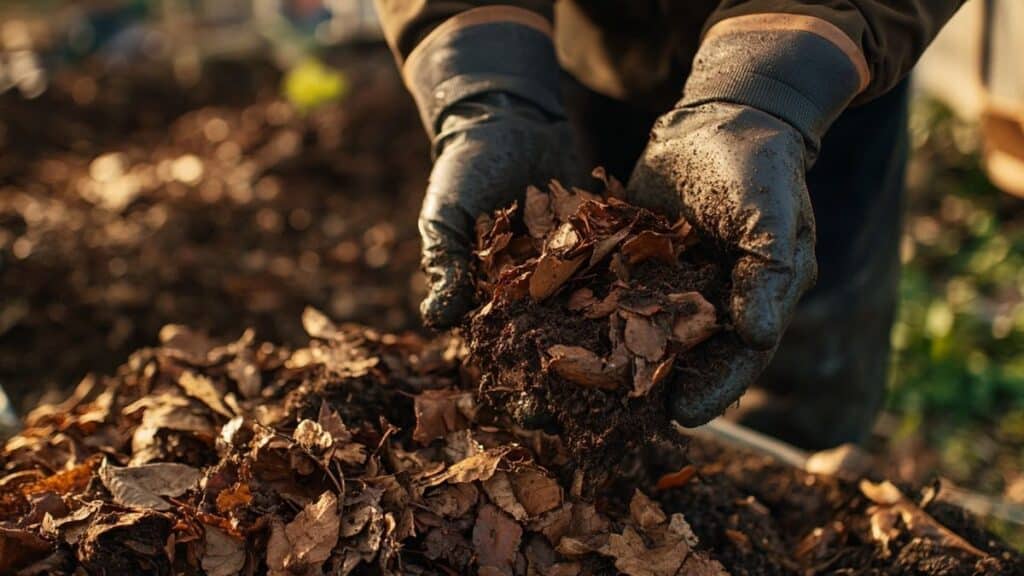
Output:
top-left (1, 0), bottom-right (1023, 548)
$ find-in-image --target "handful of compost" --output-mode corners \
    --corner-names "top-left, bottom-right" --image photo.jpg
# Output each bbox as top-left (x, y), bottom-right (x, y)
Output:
top-left (468, 171), bottom-right (751, 460)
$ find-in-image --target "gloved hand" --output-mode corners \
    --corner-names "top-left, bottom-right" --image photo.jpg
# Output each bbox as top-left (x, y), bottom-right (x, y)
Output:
top-left (627, 21), bottom-right (867, 426)
top-left (419, 94), bottom-right (579, 329)
top-left (402, 12), bottom-right (579, 329)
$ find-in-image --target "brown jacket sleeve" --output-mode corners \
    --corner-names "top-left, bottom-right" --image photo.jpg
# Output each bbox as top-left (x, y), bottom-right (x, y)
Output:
top-left (374, 0), bottom-right (553, 64)
top-left (708, 0), bottom-right (968, 101)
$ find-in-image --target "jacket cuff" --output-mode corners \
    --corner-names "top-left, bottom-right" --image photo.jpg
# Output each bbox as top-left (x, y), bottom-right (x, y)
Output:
top-left (403, 9), bottom-right (564, 138)
top-left (682, 22), bottom-right (864, 152)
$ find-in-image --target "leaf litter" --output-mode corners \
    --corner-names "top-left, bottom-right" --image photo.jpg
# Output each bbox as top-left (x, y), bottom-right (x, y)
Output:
top-left (0, 195), bottom-right (1020, 575)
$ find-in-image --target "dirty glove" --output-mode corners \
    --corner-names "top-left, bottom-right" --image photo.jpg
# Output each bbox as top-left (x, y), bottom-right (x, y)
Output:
top-left (405, 15), bottom-right (580, 329)
top-left (627, 23), bottom-right (866, 426)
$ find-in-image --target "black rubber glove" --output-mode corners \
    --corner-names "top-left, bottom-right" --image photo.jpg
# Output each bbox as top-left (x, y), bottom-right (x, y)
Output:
top-left (419, 95), bottom-right (579, 328)
top-left (404, 16), bottom-right (580, 329)
top-left (627, 26), bottom-right (866, 426)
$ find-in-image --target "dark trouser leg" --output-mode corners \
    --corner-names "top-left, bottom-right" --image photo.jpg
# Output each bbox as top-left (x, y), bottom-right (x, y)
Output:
top-left (730, 81), bottom-right (910, 450)
top-left (564, 74), bottom-right (910, 451)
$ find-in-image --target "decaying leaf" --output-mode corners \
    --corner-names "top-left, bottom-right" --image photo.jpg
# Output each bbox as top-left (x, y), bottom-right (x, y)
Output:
top-left (628, 490), bottom-right (666, 530)
top-left (550, 181), bottom-right (597, 223)
top-left (474, 504), bottom-right (523, 574)
top-left (98, 460), bottom-right (201, 511)
top-left (178, 371), bottom-right (234, 419)
top-left (622, 311), bottom-right (667, 362)
top-left (268, 491), bottom-right (341, 574)
top-left (216, 482), bottom-right (252, 514)
top-left (605, 525), bottom-right (687, 576)
top-left (424, 483), bottom-right (479, 518)
top-left (420, 448), bottom-right (509, 487)
top-left (202, 525), bottom-right (246, 576)
top-left (413, 389), bottom-right (473, 445)
top-left (525, 185), bottom-right (556, 239)
top-left (620, 230), bottom-right (676, 265)
top-left (0, 527), bottom-right (52, 574)
top-left (668, 292), bottom-right (718, 350)
top-left (484, 466), bottom-right (563, 523)
top-left (567, 288), bottom-right (598, 312)
top-left (529, 252), bottom-right (587, 301)
top-left (545, 345), bottom-right (628, 391)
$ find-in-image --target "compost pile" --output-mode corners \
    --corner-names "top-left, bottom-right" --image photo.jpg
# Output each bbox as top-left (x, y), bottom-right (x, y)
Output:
top-left (469, 177), bottom-right (725, 469)
top-left (0, 311), bottom-right (1021, 575)
top-left (0, 54), bottom-right (428, 411)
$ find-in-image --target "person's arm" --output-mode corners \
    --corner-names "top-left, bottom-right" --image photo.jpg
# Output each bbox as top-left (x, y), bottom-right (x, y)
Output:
top-left (629, 1), bottom-right (966, 426)
top-left (374, 1), bottom-right (579, 329)
top-left (708, 0), bottom-right (967, 104)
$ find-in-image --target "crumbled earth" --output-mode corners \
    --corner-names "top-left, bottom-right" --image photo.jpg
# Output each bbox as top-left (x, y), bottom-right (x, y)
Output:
top-left (0, 314), bottom-right (1020, 575)
top-left (468, 179), bottom-right (728, 471)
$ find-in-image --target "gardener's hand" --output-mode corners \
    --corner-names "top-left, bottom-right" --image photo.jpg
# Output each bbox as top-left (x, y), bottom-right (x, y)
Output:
top-left (419, 95), bottom-right (579, 329)
top-left (399, 10), bottom-right (576, 329)
top-left (626, 20), bottom-right (868, 426)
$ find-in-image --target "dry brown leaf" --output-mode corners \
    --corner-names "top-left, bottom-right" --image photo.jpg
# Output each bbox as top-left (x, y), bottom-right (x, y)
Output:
top-left (621, 230), bottom-right (676, 265)
top-left (159, 324), bottom-right (218, 365)
top-left (424, 483), bottom-right (478, 518)
top-left (473, 504), bottom-right (523, 574)
top-left (629, 489), bottom-right (667, 530)
top-left (412, 389), bottom-right (473, 445)
top-left (483, 465), bottom-right (563, 523)
top-left (529, 252), bottom-right (586, 301)
top-left (420, 448), bottom-right (509, 487)
top-left (202, 525), bottom-right (246, 576)
top-left (546, 345), bottom-right (628, 391)
top-left (622, 311), bottom-right (667, 362)
top-left (679, 553), bottom-right (730, 576)
top-left (668, 292), bottom-right (719, 350)
top-left (549, 181), bottom-right (585, 222)
top-left (525, 185), bottom-right (556, 239)
top-left (178, 371), bottom-right (233, 419)
top-left (512, 466), bottom-right (563, 518)
top-left (98, 460), bottom-right (201, 511)
top-left (0, 526), bottom-right (52, 574)
top-left (546, 222), bottom-right (581, 252)
top-left (226, 351), bottom-right (261, 399)
top-left (215, 482), bottom-right (252, 514)
top-left (586, 289), bottom-right (621, 319)
top-left (483, 471), bottom-right (530, 521)
top-left (268, 491), bottom-right (340, 574)
top-left (589, 226), bottom-right (632, 267)
top-left (567, 288), bottom-right (597, 312)
top-left (602, 525), bottom-right (688, 576)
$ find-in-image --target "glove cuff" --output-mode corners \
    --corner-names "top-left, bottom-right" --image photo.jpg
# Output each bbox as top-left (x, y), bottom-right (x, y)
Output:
top-left (403, 7), bottom-right (564, 139)
top-left (682, 17), bottom-right (867, 154)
